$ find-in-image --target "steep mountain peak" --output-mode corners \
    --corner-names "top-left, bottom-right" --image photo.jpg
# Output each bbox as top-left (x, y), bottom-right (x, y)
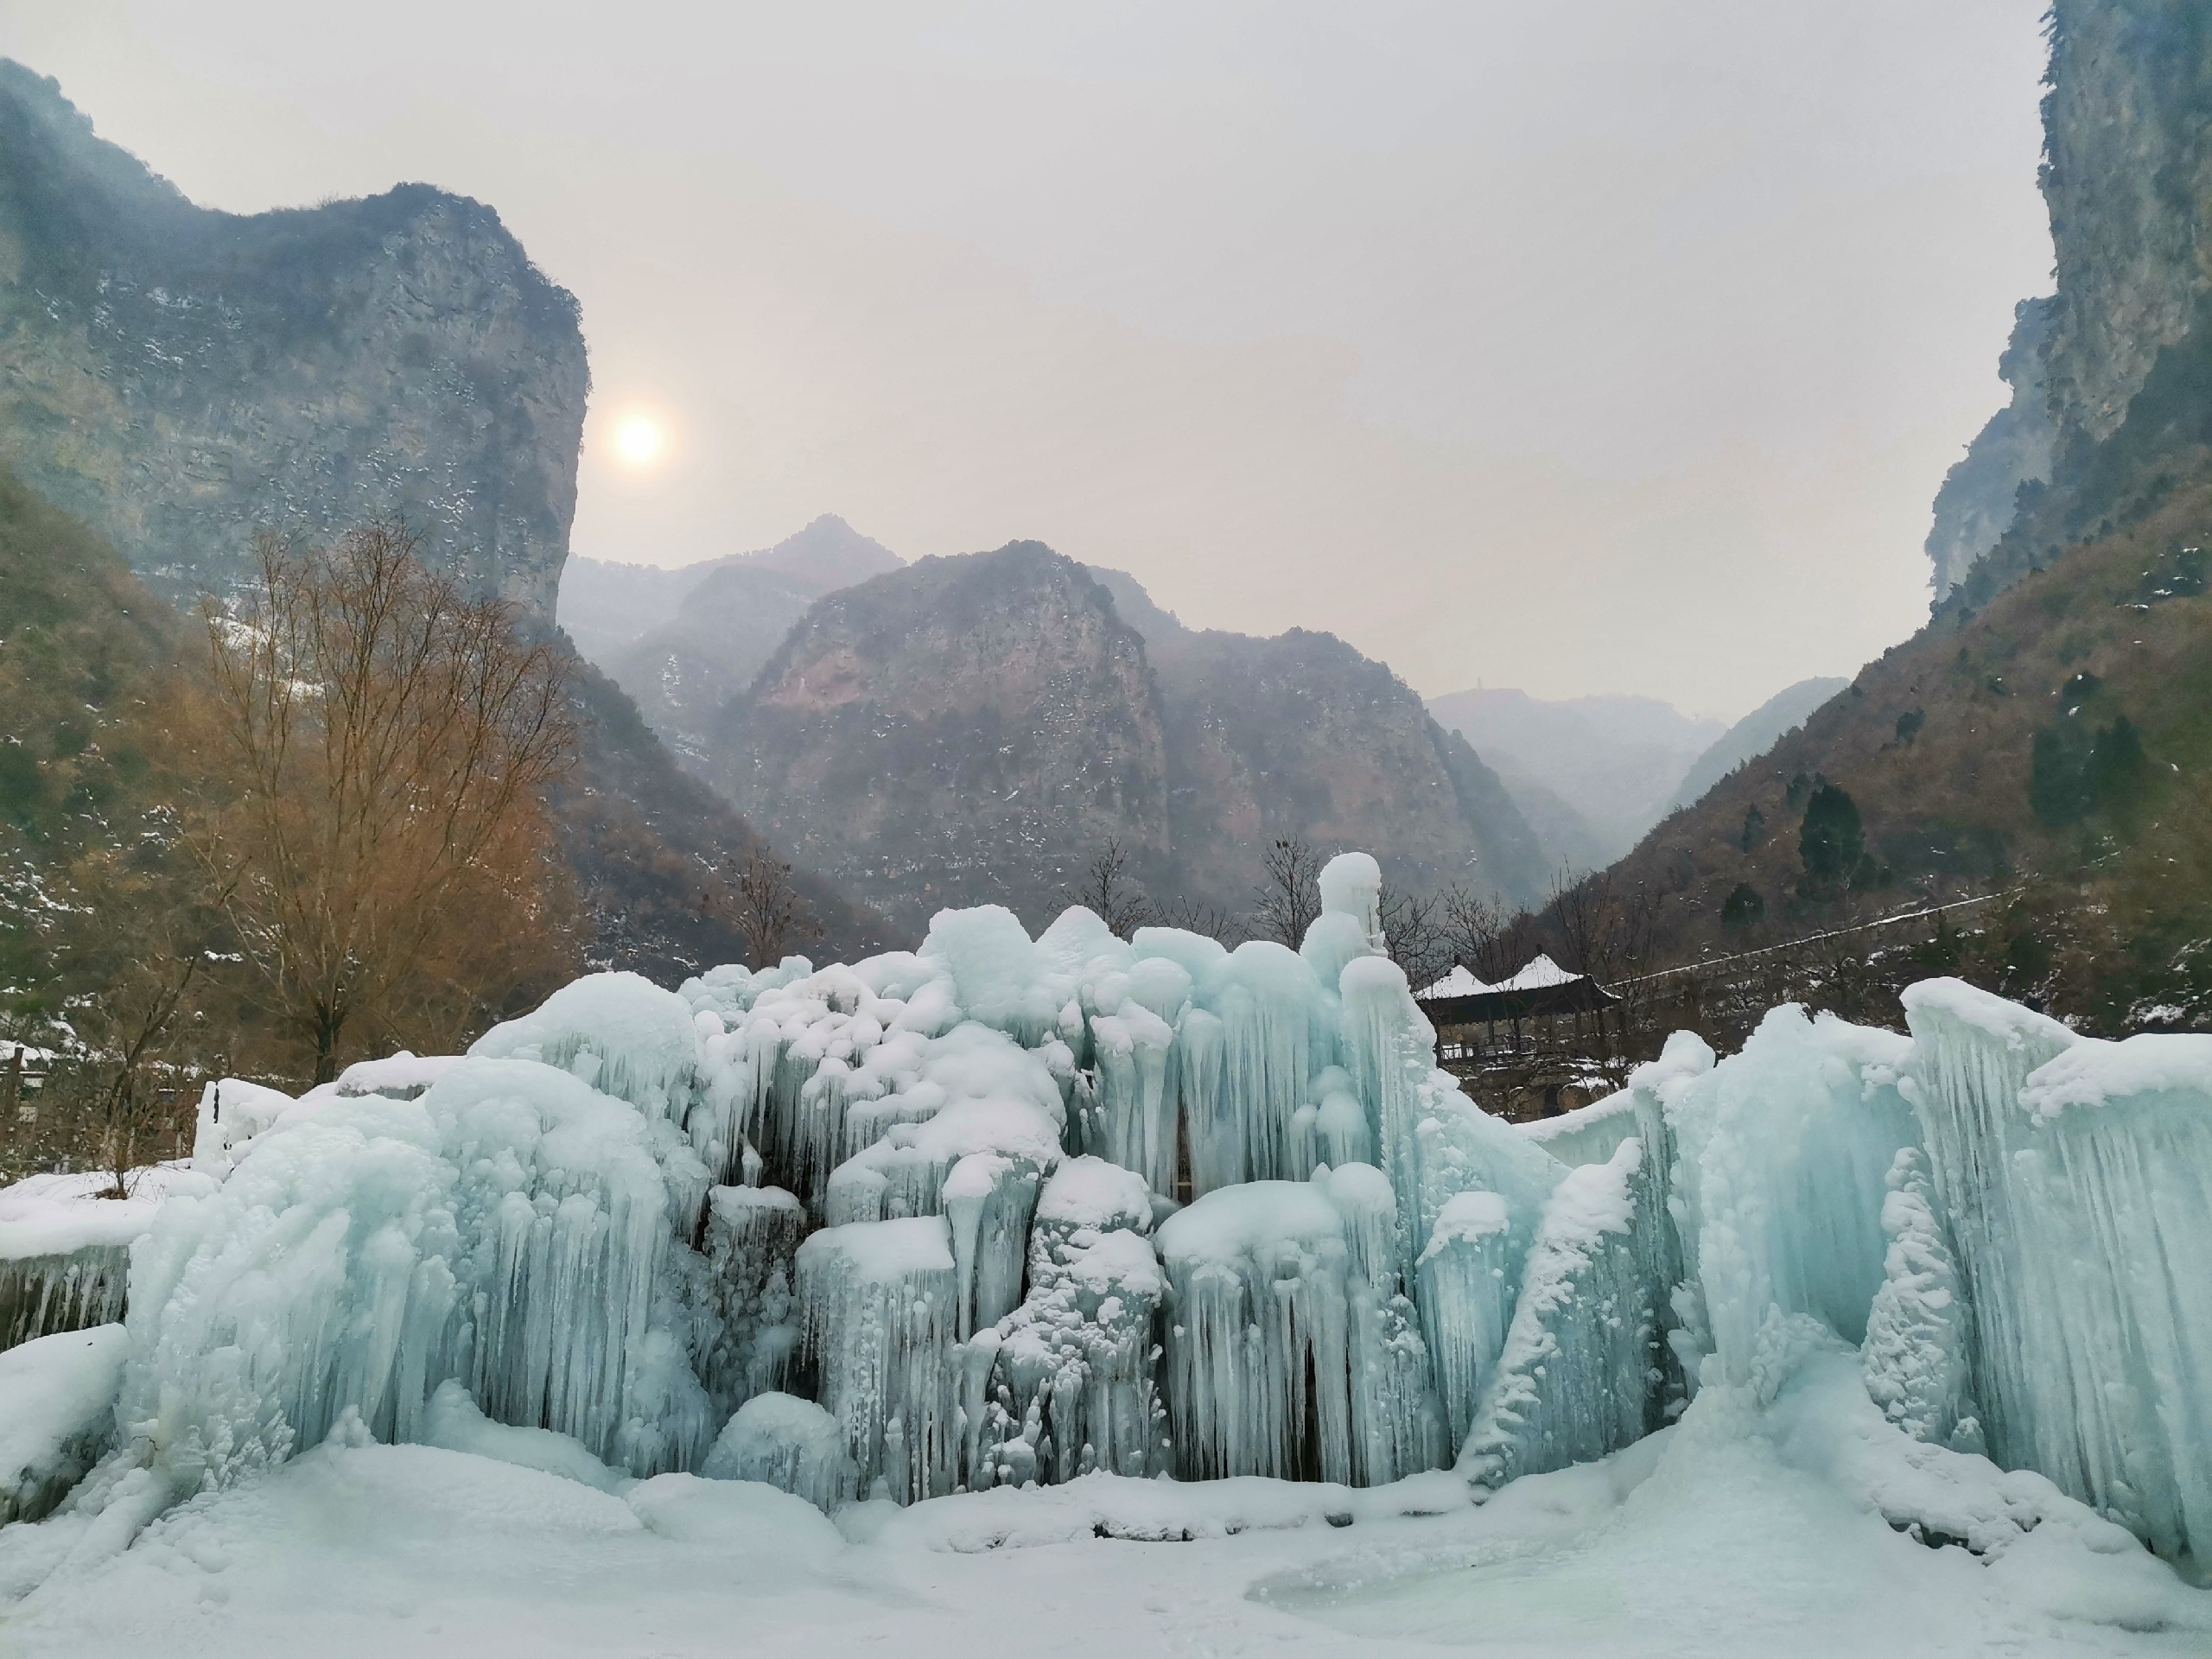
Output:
top-left (742, 513), bottom-right (903, 592)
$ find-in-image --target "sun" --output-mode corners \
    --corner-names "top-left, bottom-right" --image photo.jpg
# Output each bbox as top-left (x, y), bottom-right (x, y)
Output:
top-left (612, 412), bottom-right (667, 469)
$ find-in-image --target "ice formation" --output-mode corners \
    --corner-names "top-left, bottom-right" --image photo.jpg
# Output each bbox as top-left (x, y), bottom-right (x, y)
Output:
top-left (0, 1166), bottom-right (201, 1353)
top-left (701, 1391), bottom-right (857, 1509)
top-left (6, 852), bottom-right (2209, 1580)
top-left (0, 1325), bottom-right (126, 1523)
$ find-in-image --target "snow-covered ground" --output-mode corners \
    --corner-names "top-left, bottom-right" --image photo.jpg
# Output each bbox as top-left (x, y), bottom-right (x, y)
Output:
top-left (4, 1337), bottom-right (2204, 1656)
top-left (4, 1358), bottom-right (2204, 1659)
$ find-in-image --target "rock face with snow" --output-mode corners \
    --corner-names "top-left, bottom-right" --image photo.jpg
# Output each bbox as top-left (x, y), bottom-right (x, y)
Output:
top-left (0, 64), bottom-right (586, 617)
top-left (10, 856), bottom-right (2211, 1574)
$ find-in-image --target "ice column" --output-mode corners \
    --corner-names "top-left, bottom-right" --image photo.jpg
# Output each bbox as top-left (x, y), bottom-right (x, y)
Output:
top-left (1415, 1191), bottom-right (1520, 1450)
top-left (795, 1215), bottom-right (963, 1503)
top-left (699, 1184), bottom-right (806, 1416)
top-left (969, 1159), bottom-right (1168, 1488)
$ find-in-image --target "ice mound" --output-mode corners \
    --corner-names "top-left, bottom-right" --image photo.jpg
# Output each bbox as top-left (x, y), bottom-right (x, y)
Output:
top-left (470, 969), bottom-right (702, 1124)
top-left (702, 1391), bottom-right (856, 1510)
top-left (121, 1055), bottom-right (718, 1491)
top-left (0, 1325), bottom-right (126, 1523)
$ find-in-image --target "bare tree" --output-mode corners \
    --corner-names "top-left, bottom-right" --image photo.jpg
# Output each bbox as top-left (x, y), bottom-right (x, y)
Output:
top-left (715, 844), bottom-right (816, 966)
top-left (1439, 884), bottom-right (1545, 984)
top-left (1073, 839), bottom-right (1152, 938)
top-left (184, 524), bottom-right (578, 1082)
top-left (1149, 893), bottom-right (1249, 947)
top-left (1546, 866), bottom-right (1660, 987)
top-left (1379, 885), bottom-right (1456, 992)
top-left (39, 842), bottom-right (234, 1192)
top-left (1252, 836), bottom-right (1325, 948)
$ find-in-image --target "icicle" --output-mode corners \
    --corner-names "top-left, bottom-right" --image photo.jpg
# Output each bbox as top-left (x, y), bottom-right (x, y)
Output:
top-left (1154, 1167), bottom-right (1437, 1486)
top-left (1, 1247), bottom-right (132, 1352)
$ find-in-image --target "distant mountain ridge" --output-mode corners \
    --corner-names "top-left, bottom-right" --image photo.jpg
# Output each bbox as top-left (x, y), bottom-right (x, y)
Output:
top-left (1426, 687), bottom-right (1723, 868)
top-left (562, 517), bottom-right (903, 761)
top-left (702, 543), bottom-right (1546, 934)
top-left (1669, 677), bottom-right (1850, 812)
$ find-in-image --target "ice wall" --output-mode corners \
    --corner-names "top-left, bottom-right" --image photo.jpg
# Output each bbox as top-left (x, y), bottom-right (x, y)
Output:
top-left (30, 863), bottom-right (2209, 1562)
top-left (1905, 981), bottom-right (2212, 1557)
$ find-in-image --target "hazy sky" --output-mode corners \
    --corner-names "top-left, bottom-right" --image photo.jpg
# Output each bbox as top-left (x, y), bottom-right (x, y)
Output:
top-left (4, 2), bottom-right (2052, 718)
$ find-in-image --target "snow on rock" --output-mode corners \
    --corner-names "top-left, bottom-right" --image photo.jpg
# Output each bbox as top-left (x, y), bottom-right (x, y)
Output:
top-left (189, 1077), bottom-right (298, 1177)
top-left (0, 1324), bottom-right (126, 1523)
top-left (702, 1391), bottom-right (857, 1510)
top-left (0, 1166), bottom-right (206, 1353)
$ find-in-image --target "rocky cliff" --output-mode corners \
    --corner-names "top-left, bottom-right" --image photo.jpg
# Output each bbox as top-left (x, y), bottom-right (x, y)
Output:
top-left (709, 543), bottom-right (1169, 934)
top-left (708, 545), bottom-right (1544, 934)
top-left (0, 61), bottom-right (586, 615)
top-left (0, 63), bottom-right (879, 978)
top-left (1929, 3), bottom-right (2212, 604)
top-left (1607, 1), bottom-right (2212, 1025)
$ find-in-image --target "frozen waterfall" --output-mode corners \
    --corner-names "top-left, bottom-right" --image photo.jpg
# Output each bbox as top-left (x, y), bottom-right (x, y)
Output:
top-left (22, 863), bottom-right (2209, 1569)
